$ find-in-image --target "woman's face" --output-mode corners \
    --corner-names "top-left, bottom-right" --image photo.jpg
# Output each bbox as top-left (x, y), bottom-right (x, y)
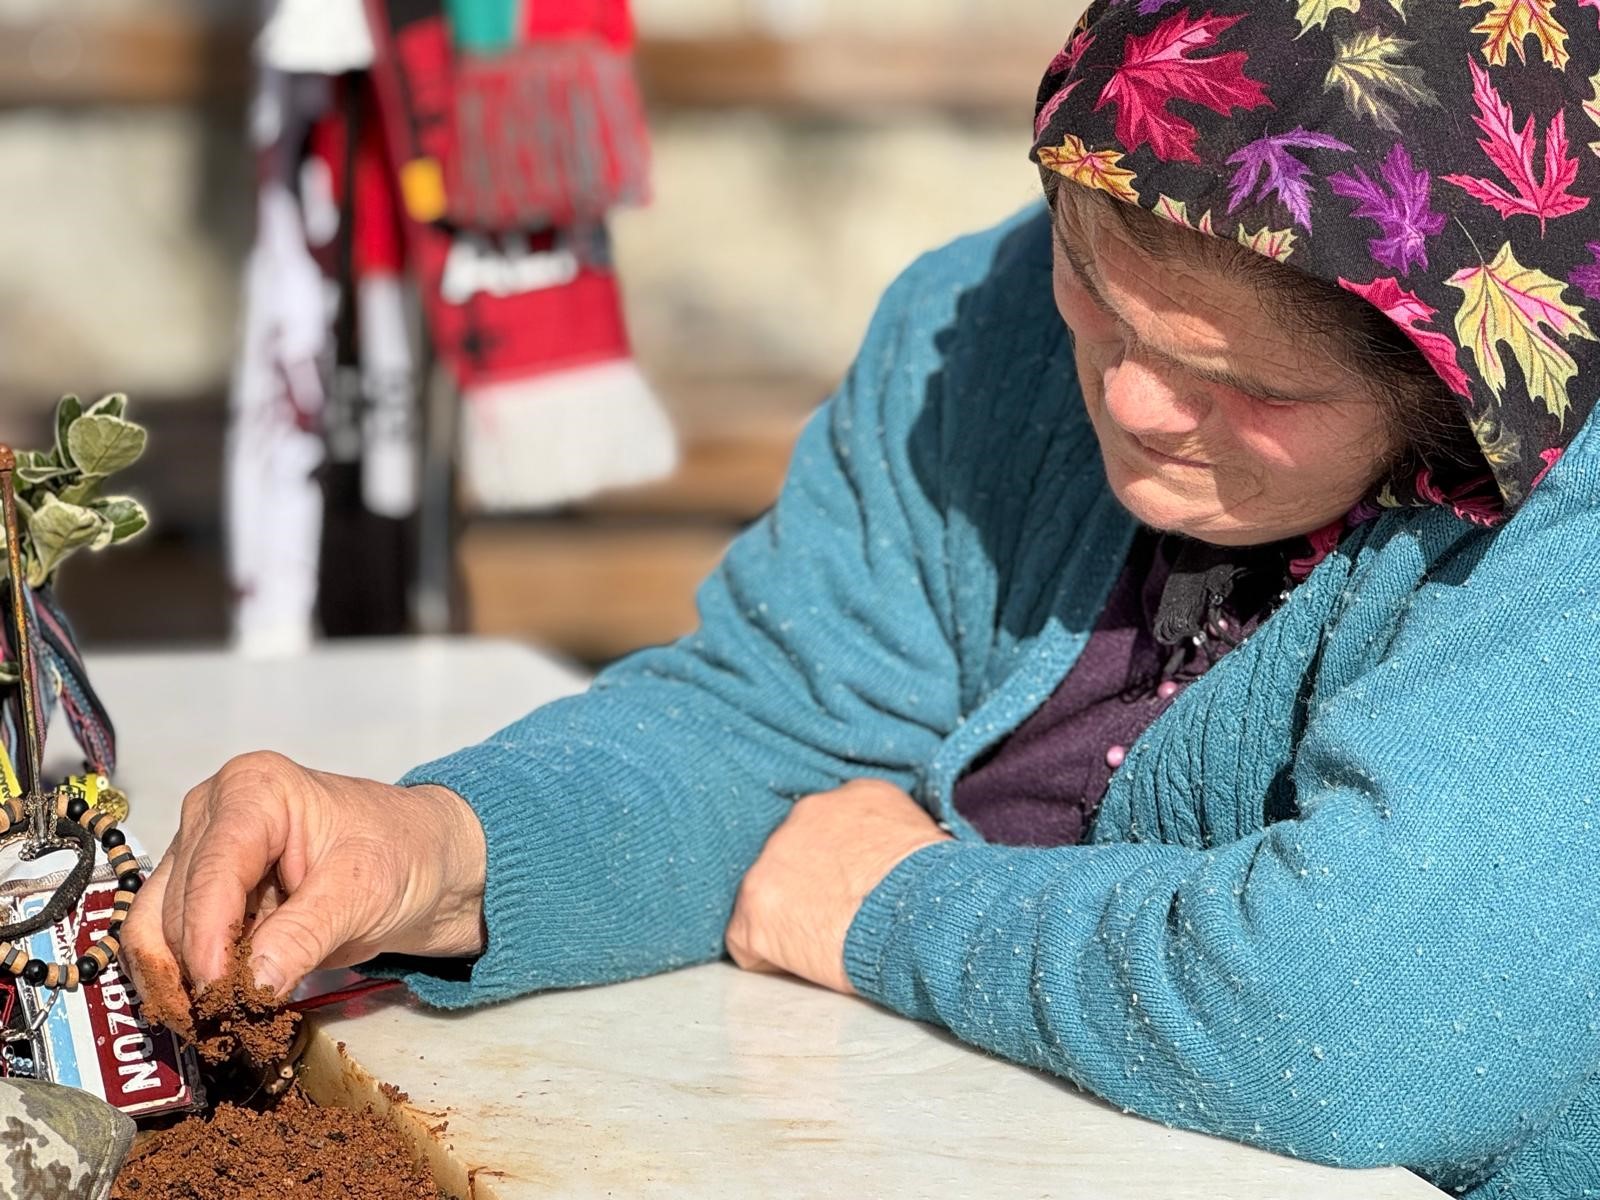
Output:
top-left (1052, 186), bottom-right (1402, 546)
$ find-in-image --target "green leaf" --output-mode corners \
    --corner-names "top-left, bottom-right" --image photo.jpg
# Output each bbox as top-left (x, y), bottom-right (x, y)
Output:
top-left (27, 494), bottom-right (102, 585)
top-left (89, 511), bottom-right (116, 551)
top-left (91, 496), bottom-right (149, 543)
top-left (57, 477), bottom-right (102, 506)
top-left (66, 415), bottom-right (146, 478)
top-left (16, 463), bottom-right (74, 487)
top-left (54, 394), bottom-right (83, 468)
top-left (86, 393), bottom-right (128, 420)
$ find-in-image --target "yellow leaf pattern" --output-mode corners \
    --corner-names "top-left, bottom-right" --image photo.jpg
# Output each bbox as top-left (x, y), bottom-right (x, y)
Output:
top-left (1460, 0), bottom-right (1569, 70)
top-left (1295, 0), bottom-right (1361, 36)
top-left (1447, 244), bottom-right (1597, 425)
top-left (1324, 31), bottom-right (1440, 133)
top-left (1236, 224), bottom-right (1297, 262)
top-left (1152, 194), bottom-right (1216, 235)
top-left (1467, 410), bottom-right (1524, 474)
top-left (1037, 135), bottom-right (1141, 204)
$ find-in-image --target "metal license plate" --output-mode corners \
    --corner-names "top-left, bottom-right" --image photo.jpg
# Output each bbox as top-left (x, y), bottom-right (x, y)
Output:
top-left (11, 876), bottom-right (202, 1119)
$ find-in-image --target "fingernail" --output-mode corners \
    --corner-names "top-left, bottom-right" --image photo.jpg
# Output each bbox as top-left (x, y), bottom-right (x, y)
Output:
top-left (250, 955), bottom-right (287, 997)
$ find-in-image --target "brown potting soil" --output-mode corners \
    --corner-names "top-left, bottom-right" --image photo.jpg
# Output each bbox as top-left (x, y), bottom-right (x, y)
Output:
top-left (110, 1088), bottom-right (447, 1200)
top-left (119, 933), bottom-right (449, 1198)
top-left (142, 932), bottom-right (301, 1067)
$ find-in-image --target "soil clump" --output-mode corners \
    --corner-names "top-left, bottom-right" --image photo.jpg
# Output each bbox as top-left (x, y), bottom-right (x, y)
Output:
top-left (141, 931), bottom-right (300, 1066)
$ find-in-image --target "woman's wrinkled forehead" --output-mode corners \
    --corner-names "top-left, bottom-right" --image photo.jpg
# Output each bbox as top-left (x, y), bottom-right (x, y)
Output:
top-left (1029, 0), bottom-right (1600, 515)
top-left (1052, 181), bottom-right (1378, 405)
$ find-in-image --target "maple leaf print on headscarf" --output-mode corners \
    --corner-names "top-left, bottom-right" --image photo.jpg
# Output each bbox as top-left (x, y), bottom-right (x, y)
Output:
top-left (1340, 276), bottom-right (1473, 397)
top-left (1574, 244), bottom-right (1600, 301)
top-left (1328, 144), bottom-right (1446, 275)
top-left (1226, 129), bottom-right (1353, 230)
top-left (1038, 134), bottom-right (1141, 202)
top-left (1323, 31), bottom-right (1440, 134)
top-left (1093, 11), bottom-right (1271, 162)
top-left (1447, 244), bottom-right (1597, 426)
top-left (1462, 0), bottom-right (1570, 68)
top-left (1441, 61), bottom-right (1589, 234)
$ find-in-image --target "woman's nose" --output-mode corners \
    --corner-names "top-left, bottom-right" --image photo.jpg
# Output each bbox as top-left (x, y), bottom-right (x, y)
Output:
top-left (1101, 358), bottom-right (1207, 438)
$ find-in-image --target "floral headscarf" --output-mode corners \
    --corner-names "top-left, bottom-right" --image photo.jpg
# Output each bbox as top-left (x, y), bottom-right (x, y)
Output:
top-left (1030, 0), bottom-right (1600, 520)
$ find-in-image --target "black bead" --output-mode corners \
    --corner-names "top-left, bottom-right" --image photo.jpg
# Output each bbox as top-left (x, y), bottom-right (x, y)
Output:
top-left (22, 960), bottom-right (48, 986)
top-left (101, 828), bottom-right (126, 850)
top-left (117, 873), bottom-right (142, 892)
top-left (65, 797), bottom-right (89, 821)
top-left (76, 956), bottom-right (100, 982)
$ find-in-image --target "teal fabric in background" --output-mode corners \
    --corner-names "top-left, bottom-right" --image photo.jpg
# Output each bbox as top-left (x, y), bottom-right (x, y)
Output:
top-left (443, 0), bottom-right (516, 52)
top-left (398, 207), bottom-right (1600, 1198)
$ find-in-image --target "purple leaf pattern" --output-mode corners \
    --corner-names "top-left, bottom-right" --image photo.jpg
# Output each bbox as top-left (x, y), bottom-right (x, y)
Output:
top-left (1328, 144), bottom-right (1447, 276)
top-left (1226, 128), bottom-right (1353, 230)
top-left (1574, 243), bottom-right (1600, 302)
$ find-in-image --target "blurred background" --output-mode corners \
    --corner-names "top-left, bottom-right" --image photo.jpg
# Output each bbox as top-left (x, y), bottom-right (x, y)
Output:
top-left (0, 0), bottom-right (1075, 669)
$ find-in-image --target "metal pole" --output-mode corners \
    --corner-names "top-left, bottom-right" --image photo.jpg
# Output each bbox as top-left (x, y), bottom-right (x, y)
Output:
top-left (0, 446), bottom-right (48, 844)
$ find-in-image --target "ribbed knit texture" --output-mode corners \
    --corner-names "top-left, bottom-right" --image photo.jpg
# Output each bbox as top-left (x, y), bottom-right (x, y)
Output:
top-left (401, 206), bottom-right (1600, 1198)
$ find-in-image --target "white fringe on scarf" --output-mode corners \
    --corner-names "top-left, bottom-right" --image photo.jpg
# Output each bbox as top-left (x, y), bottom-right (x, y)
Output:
top-left (459, 361), bottom-right (678, 512)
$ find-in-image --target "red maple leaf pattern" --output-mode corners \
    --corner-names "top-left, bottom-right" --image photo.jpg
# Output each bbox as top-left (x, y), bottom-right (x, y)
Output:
top-left (1094, 11), bottom-right (1272, 163)
top-left (1339, 275), bottom-right (1472, 397)
top-left (1440, 59), bottom-right (1589, 233)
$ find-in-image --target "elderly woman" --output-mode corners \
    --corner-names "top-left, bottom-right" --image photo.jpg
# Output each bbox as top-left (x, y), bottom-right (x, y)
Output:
top-left (127, 2), bottom-right (1600, 1194)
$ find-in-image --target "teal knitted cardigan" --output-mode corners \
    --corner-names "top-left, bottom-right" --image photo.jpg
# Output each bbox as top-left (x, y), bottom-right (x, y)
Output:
top-left (400, 207), bottom-right (1600, 1198)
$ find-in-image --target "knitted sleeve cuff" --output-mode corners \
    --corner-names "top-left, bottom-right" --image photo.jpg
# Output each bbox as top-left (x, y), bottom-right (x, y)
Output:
top-left (375, 740), bottom-right (624, 1009)
top-left (842, 839), bottom-right (974, 1010)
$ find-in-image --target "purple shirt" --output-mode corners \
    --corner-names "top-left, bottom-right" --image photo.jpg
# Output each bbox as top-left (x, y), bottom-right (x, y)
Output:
top-left (952, 529), bottom-right (1286, 847)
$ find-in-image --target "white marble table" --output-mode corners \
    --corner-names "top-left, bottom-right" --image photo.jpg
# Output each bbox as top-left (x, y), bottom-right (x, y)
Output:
top-left (77, 640), bottom-right (1445, 1199)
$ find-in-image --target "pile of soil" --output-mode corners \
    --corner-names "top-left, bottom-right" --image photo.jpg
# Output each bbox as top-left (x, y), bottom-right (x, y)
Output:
top-left (110, 1089), bottom-right (447, 1200)
top-left (119, 934), bottom-right (449, 1199)
top-left (140, 934), bottom-right (299, 1067)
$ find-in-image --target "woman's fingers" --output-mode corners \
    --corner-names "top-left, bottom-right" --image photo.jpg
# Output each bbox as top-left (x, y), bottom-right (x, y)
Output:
top-left (122, 854), bottom-right (185, 1020)
top-left (175, 780), bottom-right (290, 988)
top-left (244, 876), bottom-right (285, 929)
top-left (244, 871), bottom-right (368, 996)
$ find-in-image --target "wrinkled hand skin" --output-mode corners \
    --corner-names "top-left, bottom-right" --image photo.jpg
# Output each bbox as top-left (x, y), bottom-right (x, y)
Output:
top-left (122, 751), bottom-right (488, 1016)
top-left (726, 779), bottom-right (951, 995)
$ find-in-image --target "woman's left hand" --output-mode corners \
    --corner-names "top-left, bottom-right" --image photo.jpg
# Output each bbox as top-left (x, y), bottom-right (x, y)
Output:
top-left (726, 779), bottom-right (951, 994)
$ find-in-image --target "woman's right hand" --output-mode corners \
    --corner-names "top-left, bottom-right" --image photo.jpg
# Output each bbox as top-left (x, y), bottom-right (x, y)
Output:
top-left (121, 750), bottom-right (487, 1016)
